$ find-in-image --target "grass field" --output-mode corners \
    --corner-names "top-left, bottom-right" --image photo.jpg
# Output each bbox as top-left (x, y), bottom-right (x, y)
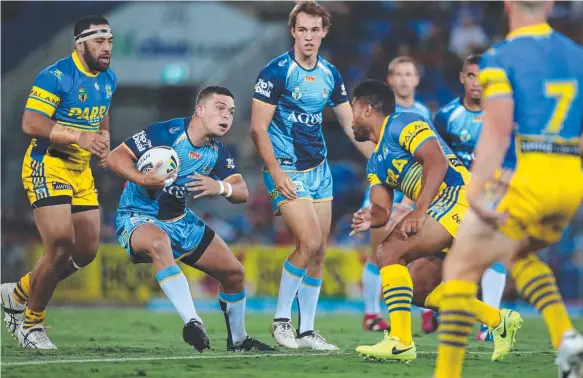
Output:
top-left (1, 308), bottom-right (579, 377)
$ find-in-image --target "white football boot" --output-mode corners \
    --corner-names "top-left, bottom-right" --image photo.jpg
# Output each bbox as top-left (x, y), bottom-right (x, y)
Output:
top-left (17, 324), bottom-right (57, 349)
top-left (270, 320), bottom-right (298, 349)
top-left (1, 282), bottom-right (25, 335)
top-left (556, 330), bottom-right (583, 378)
top-left (296, 331), bottom-right (339, 351)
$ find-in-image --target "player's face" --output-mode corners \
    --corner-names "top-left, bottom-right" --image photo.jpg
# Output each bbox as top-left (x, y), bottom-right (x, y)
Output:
top-left (80, 24), bottom-right (113, 72)
top-left (291, 12), bottom-right (328, 58)
top-left (198, 94), bottom-right (235, 138)
top-left (351, 98), bottom-right (372, 142)
top-left (387, 62), bottom-right (419, 99)
top-left (460, 63), bottom-right (481, 101)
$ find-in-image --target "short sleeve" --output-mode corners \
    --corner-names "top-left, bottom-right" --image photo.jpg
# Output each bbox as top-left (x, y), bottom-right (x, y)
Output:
top-left (328, 67), bottom-right (349, 107)
top-left (212, 143), bottom-right (240, 181)
top-left (390, 118), bottom-right (437, 155)
top-left (25, 69), bottom-right (62, 118)
top-left (366, 156), bottom-right (382, 187)
top-left (253, 65), bottom-right (284, 106)
top-left (122, 123), bottom-right (168, 160)
top-left (479, 48), bottom-right (512, 99)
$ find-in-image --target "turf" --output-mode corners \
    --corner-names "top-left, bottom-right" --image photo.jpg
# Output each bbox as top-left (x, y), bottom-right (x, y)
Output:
top-left (1, 308), bottom-right (578, 377)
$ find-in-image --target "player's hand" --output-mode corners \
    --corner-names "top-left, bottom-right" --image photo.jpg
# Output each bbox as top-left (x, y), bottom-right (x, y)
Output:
top-left (399, 208), bottom-right (427, 238)
top-left (139, 161), bottom-right (176, 189)
top-left (77, 131), bottom-right (109, 156)
top-left (466, 172), bottom-right (511, 227)
top-left (98, 149), bottom-right (110, 168)
top-left (186, 173), bottom-right (222, 199)
top-left (272, 169), bottom-right (297, 200)
top-left (350, 208), bottom-right (372, 236)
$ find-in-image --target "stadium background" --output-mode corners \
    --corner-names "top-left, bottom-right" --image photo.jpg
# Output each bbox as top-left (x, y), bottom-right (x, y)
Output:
top-left (2, 1), bottom-right (583, 314)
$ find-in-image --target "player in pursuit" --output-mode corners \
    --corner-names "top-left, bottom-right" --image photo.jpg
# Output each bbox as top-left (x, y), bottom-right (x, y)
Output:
top-left (1, 16), bottom-right (114, 349)
top-left (431, 54), bottom-right (508, 341)
top-left (349, 80), bottom-right (522, 363)
top-left (107, 86), bottom-right (274, 352)
top-left (360, 56), bottom-right (432, 332)
top-left (250, 1), bottom-right (373, 350)
top-left (433, 2), bottom-right (583, 378)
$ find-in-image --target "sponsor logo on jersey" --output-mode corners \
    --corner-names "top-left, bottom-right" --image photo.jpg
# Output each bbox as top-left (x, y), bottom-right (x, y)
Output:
top-left (52, 181), bottom-right (73, 191)
top-left (226, 158), bottom-right (236, 170)
top-left (292, 180), bottom-right (305, 192)
top-left (163, 185), bottom-right (188, 199)
top-left (322, 88), bottom-right (328, 98)
top-left (269, 189), bottom-right (279, 200)
top-left (78, 86), bottom-right (88, 102)
top-left (278, 59), bottom-right (286, 67)
top-left (473, 116), bottom-right (483, 122)
top-left (94, 82), bottom-right (100, 91)
top-left (286, 111), bottom-right (322, 126)
top-left (51, 69), bottom-right (63, 80)
top-left (189, 151), bottom-right (201, 159)
top-left (132, 131), bottom-right (153, 152)
top-left (341, 83), bottom-right (347, 97)
top-left (169, 126), bottom-right (181, 134)
top-left (304, 76), bottom-right (316, 82)
top-left (254, 78), bottom-right (273, 98)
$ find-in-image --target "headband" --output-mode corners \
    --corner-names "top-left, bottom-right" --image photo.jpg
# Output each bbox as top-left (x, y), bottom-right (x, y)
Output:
top-left (74, 28), bottom-right (113, 43)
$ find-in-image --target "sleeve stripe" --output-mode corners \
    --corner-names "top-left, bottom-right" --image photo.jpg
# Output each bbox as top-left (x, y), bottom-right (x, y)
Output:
top-left (252, 98), bottom-right (277, 107)
top-left (483, 82), bottom-right (513, 99)
top-left (121, 143), bottom-right (138, 161)
top-left (410, 135), bottom-right (436, 155)
top-left (368, 173), bottom-right (382, 186)
top-left (479, 68), bottom-right (509, 86)
top-left (25, 98), bottom-right (56, 117)
top-left (28, 96), bottom-right (57, 109)
top-left (330, 100), bottom-right (349, 108)
top-left (398, 121), bottom-right (436, 153)
top-left (29, 86), bottom-right (60, 106)
top-left (222, 173), bottom-right (242, 182)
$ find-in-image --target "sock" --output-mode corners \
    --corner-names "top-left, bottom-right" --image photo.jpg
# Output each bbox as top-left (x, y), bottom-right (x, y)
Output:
top-left (434, 280), bottom-right (477, 378)
top-left (427, 282), bottom-right (501, 328)
top-left (511, 254), bottom-right (573, 349)
top-left (219, 289), bottom-right (248, 346)
top-left (381, 264), bottom-right (413, 345)
top-left (13, 272), bottom-right (31, 305)
top-left (23, 307), bottom-right (45, 329)
top-left (297, 275), bottom-right (322, 335)
top-left (274, 259), bottom-right (306, 320)
top-left (362, 260), bottom-right (381, 315)
top-left (156, 264), bottom-right (202, 324)
top-left (481, 261), bottom-right (506, 313)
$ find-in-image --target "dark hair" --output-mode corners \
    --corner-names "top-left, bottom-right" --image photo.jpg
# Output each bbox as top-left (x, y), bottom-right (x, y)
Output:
top-left (288, 1), bottom-right (331, 29)
top-left (462, 54), bottom-right (482, 71)
top-left (196, 86), bottom-right (234, 104)
top-left (74, 16), bottom-right (109, 37)
top-left (388, 56), bottom-right (420, 76)
top-left (352, 80), bottom-right (396, 116)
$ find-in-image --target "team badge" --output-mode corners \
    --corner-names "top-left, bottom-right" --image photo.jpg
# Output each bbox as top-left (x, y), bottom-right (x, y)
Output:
top-left (105, 84), bottom-right (112, 99)
top-left (460, 129), bottom-right (471, 142)
top-left (78, 86), bottom-right (88, 102)
top-left (322, 88), bottom-right (328, 98)
top-left (122, 230), bottom-right (128, 246)
top-left (382, 146), bottom-right (389, 158)
top-left (292, 86), bottom-right (302, 100)
top-left (269, 189), bottom-right (279, 200)
top-left (226, 158), bottom-right (235, 169)
top-left (94, 82), bottom-right (100, 91)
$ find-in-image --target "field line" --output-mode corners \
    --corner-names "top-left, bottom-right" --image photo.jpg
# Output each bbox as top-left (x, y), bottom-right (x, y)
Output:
top-left (1, 350), bottom-right (554, 367)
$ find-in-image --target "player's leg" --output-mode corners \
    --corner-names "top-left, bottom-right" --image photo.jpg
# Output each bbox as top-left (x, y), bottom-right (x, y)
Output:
top-left (478, 261), bottom-right (506, 341)
top-left (129, 222), bottom-right (209, 352)
top-left (362, 226), bottom-right (389, 331)
top-left (182, 231), bottom-right (274, 352)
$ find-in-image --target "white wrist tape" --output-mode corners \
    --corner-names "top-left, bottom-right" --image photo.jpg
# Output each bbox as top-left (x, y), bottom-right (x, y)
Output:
top-left (217, 180), bottom-right (225, 195)
top-left (224, 182), bottom-right (233, 198)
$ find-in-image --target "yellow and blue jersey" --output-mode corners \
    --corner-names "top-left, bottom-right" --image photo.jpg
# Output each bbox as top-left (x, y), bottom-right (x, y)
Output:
top-left (25, 51), bottom-right (117, 170)
top-left (118, 117), bottom-right (240, 221)
top-left (366, 112), bottom-right (470, 202)
top-left (479, 23), bottom-right (583, 168)
top-left (434, 97), bottom-right (483, 168)
top-left (253, 50), bottom-right (348, 171)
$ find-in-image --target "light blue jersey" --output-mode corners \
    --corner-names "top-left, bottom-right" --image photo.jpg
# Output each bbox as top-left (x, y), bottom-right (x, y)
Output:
top-left (253, 49), bottom-right (348, 171)
top-left (433, 97), bottom-right (483, 168)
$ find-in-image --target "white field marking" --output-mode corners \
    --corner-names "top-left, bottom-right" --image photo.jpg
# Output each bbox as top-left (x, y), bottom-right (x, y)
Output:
top-left (1, 350), bottom-right (554, 367)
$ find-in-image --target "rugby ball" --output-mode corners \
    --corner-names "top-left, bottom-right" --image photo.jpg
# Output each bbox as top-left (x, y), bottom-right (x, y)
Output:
top-left (137, 146), bottom-right (180, 187)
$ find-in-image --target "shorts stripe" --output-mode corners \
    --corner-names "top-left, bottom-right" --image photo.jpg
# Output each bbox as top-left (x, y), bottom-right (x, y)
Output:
top-left (436, 186), bottom-right (460, 222)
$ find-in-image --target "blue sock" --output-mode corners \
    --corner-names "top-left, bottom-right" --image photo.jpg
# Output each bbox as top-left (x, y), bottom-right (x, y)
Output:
top-left (274, 259), bottom-right (307, 320)
top-left (219, 289), bottom-right (248, 345)
top-left (362, 261), bottom-right (381, 315)
top-left (297, 275), bottom-right (323, 334)
top-left (156, 264), bottom-right (201, 324)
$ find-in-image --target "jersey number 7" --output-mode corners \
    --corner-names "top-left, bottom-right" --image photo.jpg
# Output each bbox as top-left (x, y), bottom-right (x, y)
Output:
top-left (543, 80), bottom-right (577, 134)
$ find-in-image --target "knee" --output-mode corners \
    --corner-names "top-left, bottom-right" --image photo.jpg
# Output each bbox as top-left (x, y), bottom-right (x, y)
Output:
top-left (220, 261), bottom-right (245, 289)
top-left (47, 234), bottom-right (75, 264)
top-left (375, 238), bottom-right (403, 268)
top-left (310, 243), bottom-right (327, 267)
top-left (149, 236), bottom-right (172, 262)
top-left (297, 234), bottom-right (323, 258)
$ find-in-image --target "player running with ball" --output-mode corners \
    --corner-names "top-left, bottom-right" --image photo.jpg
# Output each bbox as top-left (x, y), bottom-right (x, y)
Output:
top-left (107, 86), bottom-right (274, 352)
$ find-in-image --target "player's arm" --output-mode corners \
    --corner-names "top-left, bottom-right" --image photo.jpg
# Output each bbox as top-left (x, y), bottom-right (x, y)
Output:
top-left (332, 102), bottom-right (375, 159)
top-left (98, 112), bottom-right (111, 168)
top-left (433, 109), bottom-right (451, 146)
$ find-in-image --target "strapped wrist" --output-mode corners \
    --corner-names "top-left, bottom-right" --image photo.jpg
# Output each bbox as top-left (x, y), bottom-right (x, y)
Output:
top-left (50, 125), bottom-right (81, 145)
top-left (217, 180), bottom-right (225, 195)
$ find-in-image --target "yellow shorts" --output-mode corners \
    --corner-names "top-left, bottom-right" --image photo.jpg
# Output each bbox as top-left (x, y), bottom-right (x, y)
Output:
top-left (22, 154), bottom-right (98, 210)
top-left (427, 185), bottom-right (469, 239)
top-left (494, 154), bottom-right (583, 244)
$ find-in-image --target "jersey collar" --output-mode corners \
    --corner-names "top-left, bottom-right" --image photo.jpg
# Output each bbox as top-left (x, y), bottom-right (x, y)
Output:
top-left (72, 51), bottom-right (99, 78)
top-left (506, 23), bottom-right (552, 40)
top-left (374, 115), bottom-right (391, 152)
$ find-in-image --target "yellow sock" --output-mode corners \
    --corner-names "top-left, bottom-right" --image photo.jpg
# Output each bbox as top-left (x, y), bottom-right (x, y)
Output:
top-left (512, 254), bottom-right (572, 349)
top-left (471, 298), bottom-right (501, 328)
top-left (13, 272), bottom-right (31, 305)
top-left (434, 280), bottom-right (477, 378)
top-left (424, 283), bottom-right (443, 309)
top-left (23, 307), bottom-right (45, 329)
top-left (381, 264), bottom-right (413, 345)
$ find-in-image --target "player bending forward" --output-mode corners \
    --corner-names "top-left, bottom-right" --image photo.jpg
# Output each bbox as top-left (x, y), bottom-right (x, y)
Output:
top-left (107, 86), bottom-right (274, 352)
top-left (349, 80), bottom-right (522, 363)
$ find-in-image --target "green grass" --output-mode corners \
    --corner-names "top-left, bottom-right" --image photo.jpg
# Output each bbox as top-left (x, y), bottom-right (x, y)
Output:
top-left (1, 308), bottom-right (579, 377)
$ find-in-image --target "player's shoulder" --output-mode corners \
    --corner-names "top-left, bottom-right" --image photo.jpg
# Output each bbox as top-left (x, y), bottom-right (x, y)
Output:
top-left (148, 117), bottom-right (188, 139)
top-left (102, 67), bottom-right (117, 83)
top-left (317, 55), bottom-right (340, 76)
top-left (437, 97), bottom-right (462, 117)
top-left (387, 112), bottom-right (427, 138)
top-left (36, 55), bottom-right (74, 81)
top-left (260, 50), bottom-right (293, 75)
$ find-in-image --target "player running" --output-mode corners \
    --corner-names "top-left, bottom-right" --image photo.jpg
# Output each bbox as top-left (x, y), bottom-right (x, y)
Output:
top-left (360, 56), bottom-right (432, 332)
top-left (349, 79), bottom-right (522, 363)
top-left (428, 54), bottom-right (508, 341)
top-left (434, 1), bottom-right (583, 377)
top-left (106, 86), bottom-right (274, 353)
top-left (250, 1), bottom-right (373, 350)
top-left (1, 16), bottom-right (114, 349)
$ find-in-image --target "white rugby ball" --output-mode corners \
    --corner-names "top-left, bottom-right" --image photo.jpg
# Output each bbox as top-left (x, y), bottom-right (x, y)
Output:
top-left (137, 146), bottom-right (180, 187)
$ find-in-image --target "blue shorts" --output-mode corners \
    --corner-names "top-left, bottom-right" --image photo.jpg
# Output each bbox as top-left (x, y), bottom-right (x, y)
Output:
top-left (263, 160), bottom-right (333, 215)
top-left (115, 210), bottom-right (215, 264)
top-left (361, 186), bottom-right (405, 209)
